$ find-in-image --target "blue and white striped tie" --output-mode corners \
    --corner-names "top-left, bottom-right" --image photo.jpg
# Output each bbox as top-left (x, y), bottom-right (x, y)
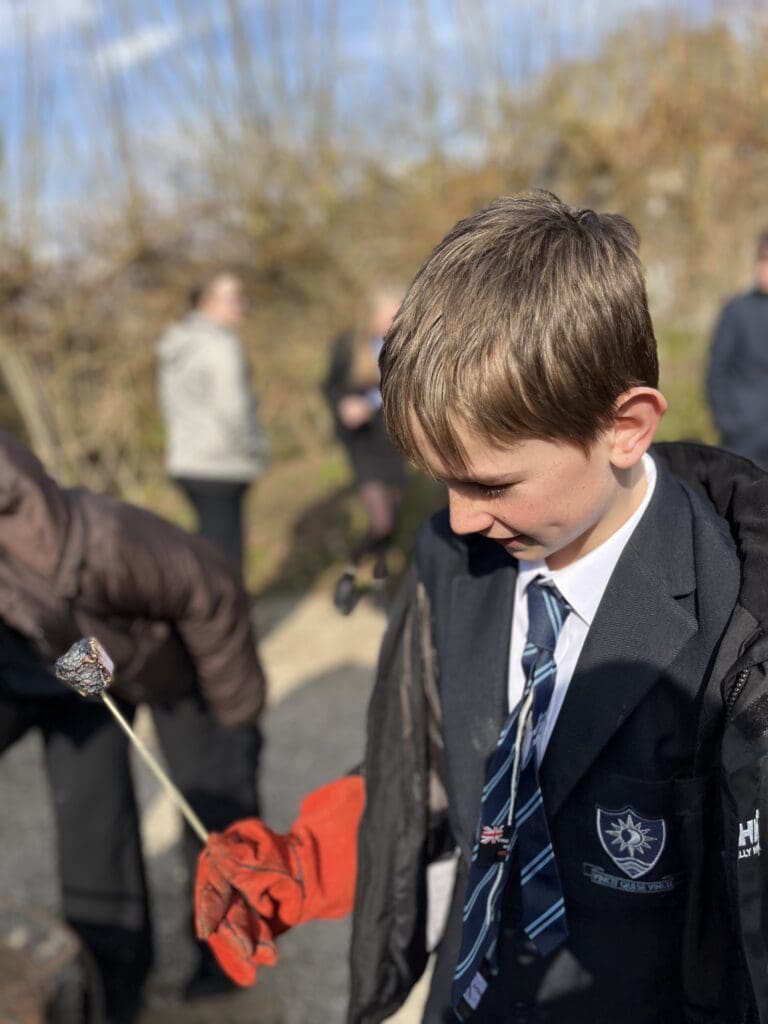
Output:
top-left (452, 579), bottom-right (571, 1019)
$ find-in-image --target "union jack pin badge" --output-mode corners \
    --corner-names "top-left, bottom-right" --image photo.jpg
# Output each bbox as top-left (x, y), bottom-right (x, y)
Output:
top-left (476, 823), bottom-right (512, 866)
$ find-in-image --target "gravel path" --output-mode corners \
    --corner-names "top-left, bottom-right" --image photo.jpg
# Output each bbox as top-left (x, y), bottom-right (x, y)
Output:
top-left (0, 589), bottom-right (430, 1023)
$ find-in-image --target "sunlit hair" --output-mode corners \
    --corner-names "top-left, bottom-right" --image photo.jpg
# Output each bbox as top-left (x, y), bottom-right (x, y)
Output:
top-left (380, 190), bottom-right (658, 475)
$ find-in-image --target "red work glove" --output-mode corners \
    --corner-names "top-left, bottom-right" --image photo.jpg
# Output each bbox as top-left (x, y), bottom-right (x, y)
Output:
top-left (195, 774), bottom-right (365, 985)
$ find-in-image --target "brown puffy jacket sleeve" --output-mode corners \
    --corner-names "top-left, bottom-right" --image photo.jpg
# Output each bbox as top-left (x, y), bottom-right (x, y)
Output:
top-left (74, 488), bottom-right (266, 727)
top-left (0, 428), bottom-right (264, 725)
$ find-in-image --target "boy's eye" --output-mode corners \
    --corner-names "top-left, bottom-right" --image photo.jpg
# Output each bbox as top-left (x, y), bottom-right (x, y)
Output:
top-left (438, 479), bottom-right (516, 499)
top-left (476, 484), bottom-right (509, 499)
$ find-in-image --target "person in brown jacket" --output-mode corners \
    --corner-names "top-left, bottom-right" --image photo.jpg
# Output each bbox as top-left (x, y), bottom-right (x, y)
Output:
top-left (0, 429), bottom-right (266, 1023)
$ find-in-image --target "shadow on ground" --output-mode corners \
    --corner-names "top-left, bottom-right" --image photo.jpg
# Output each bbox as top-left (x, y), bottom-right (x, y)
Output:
top-left (253, 470), bottom-right (443, 638)
top-left (0, 635), bottom-right (381, 1023)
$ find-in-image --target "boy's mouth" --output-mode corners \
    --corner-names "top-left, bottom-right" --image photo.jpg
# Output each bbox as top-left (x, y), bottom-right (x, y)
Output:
top-left (497, 533), bottom-right (531, 550)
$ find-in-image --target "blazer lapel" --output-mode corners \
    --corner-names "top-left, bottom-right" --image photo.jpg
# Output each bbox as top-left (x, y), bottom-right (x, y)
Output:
top-left (439, 537), bottom-right (516, 853)
top-left (541, 463), bottom-right (698, 818)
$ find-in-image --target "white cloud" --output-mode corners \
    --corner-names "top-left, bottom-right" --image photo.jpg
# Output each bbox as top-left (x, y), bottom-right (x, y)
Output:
top-left (93, 21), bottom-right (184, 73)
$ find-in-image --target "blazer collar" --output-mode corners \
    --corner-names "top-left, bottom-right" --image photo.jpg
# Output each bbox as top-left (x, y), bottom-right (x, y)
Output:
top-left (540, 459), bottom-right (698, 816)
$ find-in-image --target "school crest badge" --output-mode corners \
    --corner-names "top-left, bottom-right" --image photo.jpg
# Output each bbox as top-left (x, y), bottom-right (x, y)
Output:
top-left (596, 806), bottom-right (665, 879)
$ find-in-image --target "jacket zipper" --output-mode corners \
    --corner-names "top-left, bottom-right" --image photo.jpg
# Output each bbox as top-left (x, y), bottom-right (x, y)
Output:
top-left (726, 664), bottom-right (760, 1024)
top-left (726, 667), bottom-right (751, 719)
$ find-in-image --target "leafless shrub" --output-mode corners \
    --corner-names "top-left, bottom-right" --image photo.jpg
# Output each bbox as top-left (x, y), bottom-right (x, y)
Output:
top-left (0, 2), bottom-right (765, 490)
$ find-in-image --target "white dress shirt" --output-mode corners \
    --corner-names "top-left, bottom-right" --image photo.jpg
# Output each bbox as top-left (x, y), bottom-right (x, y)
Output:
top-left (507, 453), bottom-right (657, 760)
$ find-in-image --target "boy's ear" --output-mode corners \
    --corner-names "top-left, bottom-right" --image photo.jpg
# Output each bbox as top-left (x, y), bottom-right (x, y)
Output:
top-left (608, 387), bottom-right (667, 469)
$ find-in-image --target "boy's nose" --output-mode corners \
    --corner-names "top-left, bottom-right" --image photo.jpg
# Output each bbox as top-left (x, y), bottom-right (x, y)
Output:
top-left (448, 491), bottom-right (494, 535)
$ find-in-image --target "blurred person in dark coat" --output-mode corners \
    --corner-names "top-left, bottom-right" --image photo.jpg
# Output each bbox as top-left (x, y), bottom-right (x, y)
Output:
top-left (324, 287), bottom-right (406, 614)
top-left (707, 228), bottom-right (768, 466)
top-left (157, 271), bottom-right (269, 576)
top-left (0, 429), bottom-right (266, 1022)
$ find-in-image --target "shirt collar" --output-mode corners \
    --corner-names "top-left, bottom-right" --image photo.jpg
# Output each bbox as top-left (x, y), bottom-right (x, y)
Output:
top-left (517, 453), bottom-right (657, 627)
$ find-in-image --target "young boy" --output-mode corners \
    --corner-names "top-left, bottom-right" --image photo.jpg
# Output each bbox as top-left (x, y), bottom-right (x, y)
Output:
top-left (195, 191), bottom-right (768, 1023)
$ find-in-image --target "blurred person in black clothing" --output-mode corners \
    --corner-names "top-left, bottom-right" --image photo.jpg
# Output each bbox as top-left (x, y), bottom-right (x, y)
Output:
top-left (0, 430), bottom-right (266, 1022)
top-left (324, 288), bottom-right (405, 614)
top-left (707, 228), bottom-right (768, 466)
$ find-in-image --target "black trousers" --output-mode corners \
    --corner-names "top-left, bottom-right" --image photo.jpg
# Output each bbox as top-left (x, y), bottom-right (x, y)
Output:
top-left (175, 477), bottom-right (250, 575)
top-left (0, 690), bottom-right (261, 1023)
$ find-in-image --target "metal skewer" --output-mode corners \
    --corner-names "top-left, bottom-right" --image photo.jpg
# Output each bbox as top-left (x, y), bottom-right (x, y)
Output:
top-left (55, 637), bottom-right (209, 843)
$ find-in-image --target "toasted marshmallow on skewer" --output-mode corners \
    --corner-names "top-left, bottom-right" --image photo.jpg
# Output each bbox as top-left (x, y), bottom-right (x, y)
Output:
top-left (53, 636), bottom-right (209, 843)
top-left (55, 637), bottom-right (115, 697)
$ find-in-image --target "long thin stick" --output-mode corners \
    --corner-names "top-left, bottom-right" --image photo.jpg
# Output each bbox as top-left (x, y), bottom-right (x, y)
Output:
top-left (100, 690), bottom-right (209, 843)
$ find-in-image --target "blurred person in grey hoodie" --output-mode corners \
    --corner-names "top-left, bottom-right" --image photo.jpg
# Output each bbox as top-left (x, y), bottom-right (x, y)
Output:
top-left (157, 272), bottom-right (269, 577)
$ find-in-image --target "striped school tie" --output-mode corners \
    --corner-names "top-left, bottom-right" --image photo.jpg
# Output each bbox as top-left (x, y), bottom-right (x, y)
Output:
top-left (452, 579), bottom-right (571, 1019)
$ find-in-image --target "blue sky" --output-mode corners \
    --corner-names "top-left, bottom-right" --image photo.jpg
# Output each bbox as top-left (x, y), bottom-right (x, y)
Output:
top-left (0, 0), bottom-right (726, 242)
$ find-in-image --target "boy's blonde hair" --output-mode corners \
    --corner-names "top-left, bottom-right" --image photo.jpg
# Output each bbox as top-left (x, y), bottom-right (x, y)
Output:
top-left (380, 190), bottom-right (658, 474)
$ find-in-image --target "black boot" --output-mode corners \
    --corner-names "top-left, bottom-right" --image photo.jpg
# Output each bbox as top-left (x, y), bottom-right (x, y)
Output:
top-left (333, 569), bottom-right (359, 616)
top-left (369, 575), bottom-right (390, 612)
top-left (69, 921), bottom-right (150, 1024)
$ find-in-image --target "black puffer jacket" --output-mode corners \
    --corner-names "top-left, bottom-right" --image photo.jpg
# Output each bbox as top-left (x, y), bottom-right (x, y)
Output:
top-left (348, 442), bottom-right (768, 1024)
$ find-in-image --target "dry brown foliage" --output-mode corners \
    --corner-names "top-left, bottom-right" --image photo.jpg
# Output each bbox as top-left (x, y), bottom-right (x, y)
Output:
top-left (0, 5), bottom-right (766, 498)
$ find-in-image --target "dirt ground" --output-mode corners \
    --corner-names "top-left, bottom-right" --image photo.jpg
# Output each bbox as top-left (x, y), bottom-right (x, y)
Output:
top-left (0, 584), bottom-right (431, 1024)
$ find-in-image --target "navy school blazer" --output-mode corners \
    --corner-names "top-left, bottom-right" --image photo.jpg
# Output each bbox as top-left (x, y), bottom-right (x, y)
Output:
top-left (349, 443), bottom-right (768, 1024)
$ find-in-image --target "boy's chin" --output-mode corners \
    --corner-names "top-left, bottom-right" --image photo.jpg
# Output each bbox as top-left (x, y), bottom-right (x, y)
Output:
top-left (496, 533), bottom-right (578, 568)
top-left (496, 534), bottom-right (547, 560)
